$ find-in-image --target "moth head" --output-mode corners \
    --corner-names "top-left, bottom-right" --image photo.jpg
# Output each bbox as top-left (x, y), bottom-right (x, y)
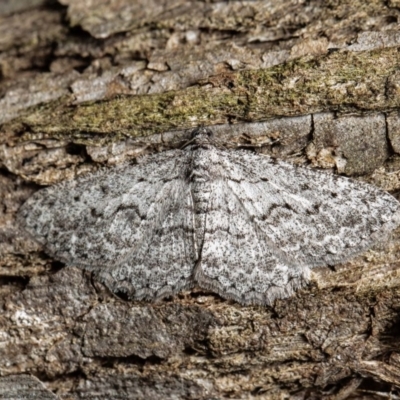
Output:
top-left (192, 126), bottom-right (213, 139)
top-left (184, 127), bottom-right (215, 148)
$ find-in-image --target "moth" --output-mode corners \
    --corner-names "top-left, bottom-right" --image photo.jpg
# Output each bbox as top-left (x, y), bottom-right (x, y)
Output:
top-left (18, 128), bottom-right (400, 304)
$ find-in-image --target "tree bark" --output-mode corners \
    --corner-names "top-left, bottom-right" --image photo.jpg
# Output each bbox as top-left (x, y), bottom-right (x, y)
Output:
top-left (2, 1), bottom-right (400, 399)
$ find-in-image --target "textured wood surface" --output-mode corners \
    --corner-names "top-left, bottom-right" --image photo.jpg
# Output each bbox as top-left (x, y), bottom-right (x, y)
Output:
top-left (2, 1), bottom-right (400, 399)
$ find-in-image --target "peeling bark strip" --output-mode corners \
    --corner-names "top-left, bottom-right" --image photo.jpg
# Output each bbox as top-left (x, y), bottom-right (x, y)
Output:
top-left (1, 112), bottom-right (399, 186)
top-left (3, 0), bottom-right (400, 399)
top-left (0, 375), bottom-right (57, 399)
top-left (3, 47), bottom-right (400, 141)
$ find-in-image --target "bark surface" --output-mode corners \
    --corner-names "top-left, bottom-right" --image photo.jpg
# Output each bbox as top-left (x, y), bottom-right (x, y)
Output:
top-left (2, 1), bottom-right (400, 399)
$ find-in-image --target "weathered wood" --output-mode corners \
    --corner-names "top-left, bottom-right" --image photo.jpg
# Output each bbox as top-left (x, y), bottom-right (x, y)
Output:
top-left (2, 1), bottom-right (400, 399)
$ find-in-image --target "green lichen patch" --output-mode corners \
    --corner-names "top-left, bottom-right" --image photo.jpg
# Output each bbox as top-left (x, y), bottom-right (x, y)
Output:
top-left (7, 47), bottom-right (400, 145)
